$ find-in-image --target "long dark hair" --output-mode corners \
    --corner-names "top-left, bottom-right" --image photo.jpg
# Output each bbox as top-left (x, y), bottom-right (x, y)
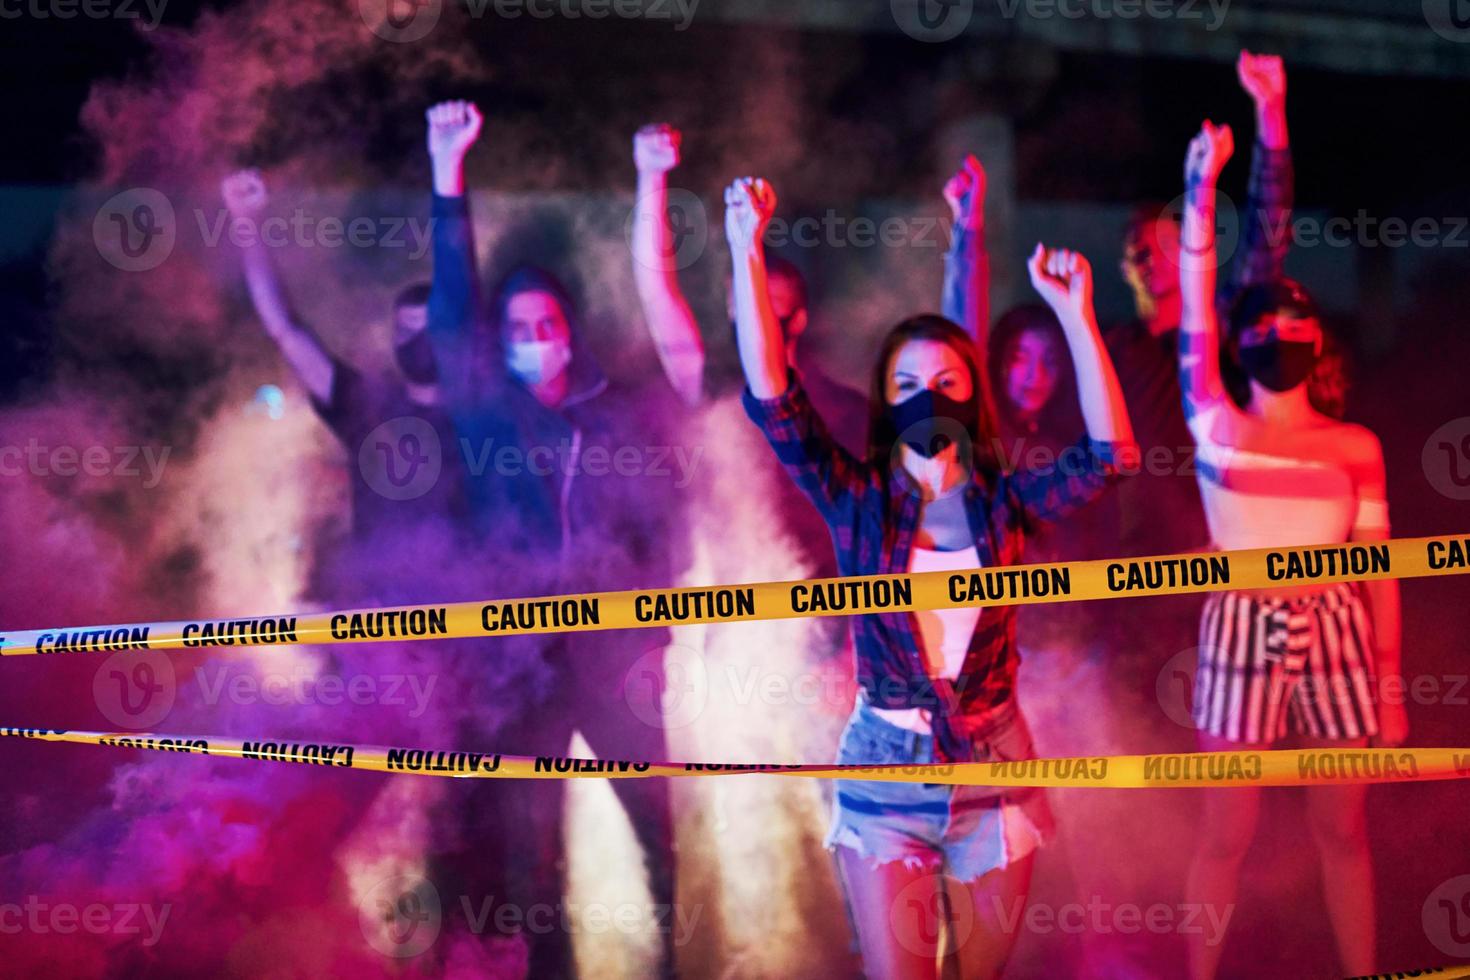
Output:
top-left (989, 303), bottom-right (1082, 440)
top-left (866, 314), bottom-right (1002, 481)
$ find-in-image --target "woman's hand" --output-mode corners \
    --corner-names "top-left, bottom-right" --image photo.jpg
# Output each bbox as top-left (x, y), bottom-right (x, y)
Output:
top-left (1185, 119), bottom-right (1234, 193)
top-left (723, 177), bottom-right (777, 255)
top-left (634, 123), bottom-right (682, 177)
top-left (1027, 244), bottom-right (1094, 326)
top-left (426, 100), bottom-right (483, 197)
top-left (942, 154), bottom-right (985, 232)
top-left (221, 169), bottom-right (268, 221)
top-left (1374, 695), bottom-right (1409, 748)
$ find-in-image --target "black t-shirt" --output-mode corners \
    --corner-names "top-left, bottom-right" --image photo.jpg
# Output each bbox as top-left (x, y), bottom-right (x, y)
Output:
top-left (310, 358), bottom-right (467, 543)
top-left (1103, 322), bottom-right (1209, 557)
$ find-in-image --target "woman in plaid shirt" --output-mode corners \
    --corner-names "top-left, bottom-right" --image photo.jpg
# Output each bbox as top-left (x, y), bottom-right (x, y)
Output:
top-left (727, 177), bottom-right (1137, 978)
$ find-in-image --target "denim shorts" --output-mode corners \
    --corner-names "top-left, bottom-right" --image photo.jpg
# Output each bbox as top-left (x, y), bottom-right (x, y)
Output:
top-left (825, 696), bottom-right (1055, 883)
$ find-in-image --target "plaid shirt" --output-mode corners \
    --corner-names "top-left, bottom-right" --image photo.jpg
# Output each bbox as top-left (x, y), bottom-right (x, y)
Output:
top-left (1223, 140), bottom-right (1294, 310)
top-left (744, 376), bottom-right (1134, 760)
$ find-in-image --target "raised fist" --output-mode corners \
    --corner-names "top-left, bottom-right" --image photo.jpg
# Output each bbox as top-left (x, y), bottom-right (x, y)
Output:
top-left (634, 123), bottom-right (682, 176)
top-left (723, 177), bottom-right (776, 253)
top-left (426, 100), bottom-right (483, 161)
top-left (1027, 244), bottom-right (1094, 323)
top-left (1185, 120), bottom-right (1234, 190)
top-left (1237, 51), bottom-right (1286, 110)
top-left (221, 169), bottom-right (268, 220)
top-left (942, 154), bottom-right (986, 231)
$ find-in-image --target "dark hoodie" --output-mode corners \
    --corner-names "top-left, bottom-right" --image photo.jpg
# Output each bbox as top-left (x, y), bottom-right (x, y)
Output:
top-left (425, 194), bottom-right (680, 600)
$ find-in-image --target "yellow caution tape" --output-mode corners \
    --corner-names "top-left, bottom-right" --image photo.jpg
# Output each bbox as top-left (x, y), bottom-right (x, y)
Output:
top-left (4, 728), bottom-right (1470, 787)
top-left (1, 534), bottom-right (1467, 657)
top-left (1347, 970), bottom-right (1470, 980)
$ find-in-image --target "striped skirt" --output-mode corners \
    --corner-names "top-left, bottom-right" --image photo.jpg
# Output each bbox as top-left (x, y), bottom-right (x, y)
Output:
top-left (1193, 583), bottom-right (1380, 744)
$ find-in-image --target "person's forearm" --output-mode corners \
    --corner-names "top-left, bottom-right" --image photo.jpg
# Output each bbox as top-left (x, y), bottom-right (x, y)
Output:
top-left (1256, 98), bottom-right (1288, 152)
top-left (633, 171), bottom-right (705, 405)
top-left (238, 242), bottom-right (333, 401)
top-left (1180, 178), bottom-right (1225, 405)
top-left (426, 192), bottom-right (479, 403)
top-left (733, 247), bottom-right (787, 400)
top-left (1364, 576), bottom-right (1402, 683)
top-left (433, 151), bottom-right (467, 198)
top-left (1059, 309), bottom-right (1133, 446)
top-left (941, 223), bottom-right (989, 345)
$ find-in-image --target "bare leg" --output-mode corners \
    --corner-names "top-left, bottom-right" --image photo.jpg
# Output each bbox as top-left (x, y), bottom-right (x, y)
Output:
top-left (836, 845), bottom-right (947, 980)
top-left (948, 851), bottom-right (1035, 980)
top-left (1185, 732), bottom-right (1262, 980)
top-left (1300, 735), bottom-right (1375, 975)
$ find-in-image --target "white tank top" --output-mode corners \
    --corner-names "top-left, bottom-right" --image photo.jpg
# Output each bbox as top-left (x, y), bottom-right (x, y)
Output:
top-left (868, 545), bottom-right (983, 735)
top-left (1190, 404), bottom-right (1362, 550)
top-left (909, 545), bottom-right (984, 679)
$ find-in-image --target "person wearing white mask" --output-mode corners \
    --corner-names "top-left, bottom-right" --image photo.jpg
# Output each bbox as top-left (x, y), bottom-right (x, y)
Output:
top-left (422, 99), bottom-right (685, 980)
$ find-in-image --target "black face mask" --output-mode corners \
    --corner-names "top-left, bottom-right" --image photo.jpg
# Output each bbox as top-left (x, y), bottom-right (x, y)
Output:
top-left (394, 330), bottom-right (439, 386)
top-left (888, 388), bottom-right (976, 458)
top-left (1237, 340), bottom-right (1316, 393)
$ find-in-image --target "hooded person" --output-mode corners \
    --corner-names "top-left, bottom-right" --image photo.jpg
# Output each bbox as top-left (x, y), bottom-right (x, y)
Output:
top-left (421, 99), bottom-right (683, 980)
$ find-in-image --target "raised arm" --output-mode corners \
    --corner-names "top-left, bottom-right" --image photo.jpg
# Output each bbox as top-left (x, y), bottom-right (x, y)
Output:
top-left (725, 177), bottom-right (787, 400)
top-left (1026, 245), bottom-right (1133, 447)
top-left (424, 100), bottom-right (485, 406)
top-left (1178, 121), bottom-right (1236, 415)
top-left (220, 170), bottom-right (335, 402)
top-left (940, 154), bottom-right (990, 345)
top-left (631, 124), bottom-right (705, 407)
top-left (1227, 51), bottom-right (1294, 305)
